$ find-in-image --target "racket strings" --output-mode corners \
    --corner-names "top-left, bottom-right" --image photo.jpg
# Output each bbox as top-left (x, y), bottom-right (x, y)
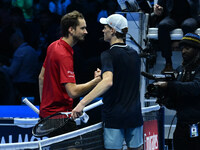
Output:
top-left (34, 114), bottom-right (70, 136)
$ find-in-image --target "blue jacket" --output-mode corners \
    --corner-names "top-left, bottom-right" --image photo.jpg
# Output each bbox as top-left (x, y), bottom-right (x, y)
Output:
top-left (3, 42), bottom-right (40, 83)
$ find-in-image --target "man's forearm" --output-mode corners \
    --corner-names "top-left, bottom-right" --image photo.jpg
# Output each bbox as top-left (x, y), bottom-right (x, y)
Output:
top-left (65, 76), bottom-right (101, 99)
top-left (38, 67), bottom-right (45, 102)
top-left (80, 78), bottom-right (112, 106)
top-left (39, 78), bottom-right (43, 102)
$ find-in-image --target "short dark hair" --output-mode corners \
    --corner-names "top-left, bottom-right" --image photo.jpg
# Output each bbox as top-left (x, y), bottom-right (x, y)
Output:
top-left (115, 28), bottom-right (128, 39)
top-left (60, 10), bottom-right (84, 37)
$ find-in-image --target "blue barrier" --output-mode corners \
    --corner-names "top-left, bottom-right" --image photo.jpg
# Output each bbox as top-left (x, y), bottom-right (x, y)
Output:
top-left (0, 105), bottom-right (39, 118)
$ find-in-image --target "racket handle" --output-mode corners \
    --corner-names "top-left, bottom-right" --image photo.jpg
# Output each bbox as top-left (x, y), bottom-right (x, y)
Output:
top-left (23, 98), bottom-right (40, 114)
top-left (83, 99), bottom-right (103, 112)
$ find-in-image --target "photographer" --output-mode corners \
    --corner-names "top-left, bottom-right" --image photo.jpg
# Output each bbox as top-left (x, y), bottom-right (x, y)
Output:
top-left (154, 33), bottom-right (200, 150)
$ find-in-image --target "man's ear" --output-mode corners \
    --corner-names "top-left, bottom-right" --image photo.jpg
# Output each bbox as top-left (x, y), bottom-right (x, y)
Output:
top-left (111, 28), bottom-right (116, 35)
top-left (68, 26), bottom-right (75, 35)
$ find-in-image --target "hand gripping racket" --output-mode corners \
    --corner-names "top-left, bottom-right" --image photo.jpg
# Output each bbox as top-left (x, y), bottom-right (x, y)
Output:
top-left (23, 98), bottom-right (90, 124)
top-left (31, 99), bottom-right (103, 137)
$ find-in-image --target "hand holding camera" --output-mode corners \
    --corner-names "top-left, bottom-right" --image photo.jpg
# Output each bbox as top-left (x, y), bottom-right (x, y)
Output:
top-left (141, 71), bottom-right (178, 109)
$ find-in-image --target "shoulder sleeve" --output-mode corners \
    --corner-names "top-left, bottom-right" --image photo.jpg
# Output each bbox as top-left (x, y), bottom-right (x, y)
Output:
top-left (59, 55), bottom-right (76, 84)
top-left (101, 51), bottom-right (113, 74)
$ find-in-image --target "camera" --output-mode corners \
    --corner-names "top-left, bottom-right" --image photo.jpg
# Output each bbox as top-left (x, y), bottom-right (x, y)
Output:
top-left (141, 71), bottom-right (178, 109)
top-left (141, 71), bottom-right (178, 98)
top-left (145, 83), bottom-right (164, 99)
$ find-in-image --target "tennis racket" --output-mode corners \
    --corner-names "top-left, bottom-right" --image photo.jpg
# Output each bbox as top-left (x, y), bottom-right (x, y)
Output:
top-left (32, 100), bottom-right (103, 137)
top-left (23, 98), bottom-right (39, 114)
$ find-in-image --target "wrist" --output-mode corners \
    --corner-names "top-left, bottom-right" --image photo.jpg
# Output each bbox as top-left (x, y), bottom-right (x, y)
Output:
top-left (94, 76), bottom-right (101, 84)
top-left (79, 99), bottom-right (87, 107)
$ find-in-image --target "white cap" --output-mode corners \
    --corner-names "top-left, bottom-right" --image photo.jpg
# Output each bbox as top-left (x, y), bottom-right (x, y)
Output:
top-left (100, 14), bottom-right (128, 33)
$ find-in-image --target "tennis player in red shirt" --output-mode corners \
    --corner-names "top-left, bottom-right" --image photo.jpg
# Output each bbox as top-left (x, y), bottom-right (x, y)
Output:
top-left (38, 10), bottom-right (101, 135)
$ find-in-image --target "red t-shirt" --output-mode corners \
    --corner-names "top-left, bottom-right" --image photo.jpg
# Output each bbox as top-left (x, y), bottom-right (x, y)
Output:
top-left (39, 38), bottom-right (76, 118)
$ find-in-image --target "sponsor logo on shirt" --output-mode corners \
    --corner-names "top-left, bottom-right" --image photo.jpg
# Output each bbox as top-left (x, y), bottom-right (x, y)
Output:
top-left (67, 71), bottom-right (75, 78)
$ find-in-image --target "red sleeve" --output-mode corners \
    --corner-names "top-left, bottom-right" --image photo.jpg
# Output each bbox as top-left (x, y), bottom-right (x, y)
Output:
top-left (59, 55), bottom-right (76, 84)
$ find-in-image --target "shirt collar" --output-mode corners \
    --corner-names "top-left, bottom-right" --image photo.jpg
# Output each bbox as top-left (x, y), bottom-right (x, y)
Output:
top-left (110, 43), bottom-right (127, 49)
top-left (59, 38), bottom-right (74, 55)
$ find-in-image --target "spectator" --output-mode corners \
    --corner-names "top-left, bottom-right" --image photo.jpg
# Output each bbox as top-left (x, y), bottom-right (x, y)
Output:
top-left (12, 0), bottom-right (34, 22)
top-left (154, 33), bottom-right (200, 150)
top-left (48, 0), bottom-right (71, 16)
top-left (72, 14), bottom-right (143, 150)
top-left (39, 10), bottom-right (101, 137)
top-left (3, 29), bottom-right (40, 104)
top-left (153, 0), bottom-right (199, 73)
top-left (0, 7), bottom-right (32, 59)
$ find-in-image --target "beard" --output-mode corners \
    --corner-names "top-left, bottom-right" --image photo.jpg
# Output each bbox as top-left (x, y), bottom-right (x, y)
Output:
top-left (73, 34), bottom-right (85, 42)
